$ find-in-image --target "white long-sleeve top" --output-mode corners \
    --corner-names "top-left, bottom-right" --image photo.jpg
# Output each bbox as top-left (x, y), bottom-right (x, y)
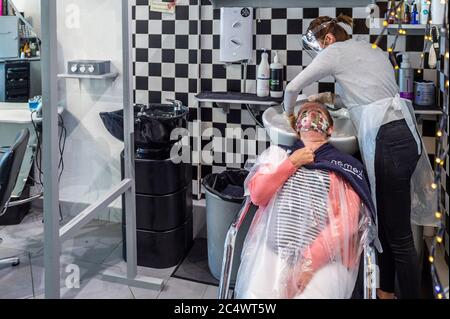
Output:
top-left (283, 39), bottom-right (399, 115)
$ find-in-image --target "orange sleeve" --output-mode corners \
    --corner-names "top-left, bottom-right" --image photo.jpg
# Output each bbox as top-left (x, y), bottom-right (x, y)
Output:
top-left (248, 158), bottom-right (297, 207)
top-left (302, 172), bottom-right (361, 272)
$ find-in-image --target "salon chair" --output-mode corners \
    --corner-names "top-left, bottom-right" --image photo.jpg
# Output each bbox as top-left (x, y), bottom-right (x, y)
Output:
top-left (218, 199), bottom-right (378, 299)
top-left (0, 129), bottom-right (30, 267)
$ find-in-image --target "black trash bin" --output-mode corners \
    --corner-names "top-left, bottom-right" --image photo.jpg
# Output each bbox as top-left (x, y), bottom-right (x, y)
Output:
top-left (203, 169), bottom-right (256, 282)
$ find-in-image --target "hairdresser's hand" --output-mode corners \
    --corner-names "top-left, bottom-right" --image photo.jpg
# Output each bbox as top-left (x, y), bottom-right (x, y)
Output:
top-left (285, 113), bottom-right (297, 131)
top-left (289, 148), bottom-right (315, 168)
top-left (308, 92), bottom-right (336, 105)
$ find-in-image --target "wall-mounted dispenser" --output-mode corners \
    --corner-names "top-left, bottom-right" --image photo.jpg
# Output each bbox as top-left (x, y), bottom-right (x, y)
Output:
top-left (220, 7), bottom-right (253, 63)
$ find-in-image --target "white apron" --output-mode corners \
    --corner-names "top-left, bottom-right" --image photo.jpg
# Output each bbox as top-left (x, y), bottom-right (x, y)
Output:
top-left (348, 94), bottom-right (438, 236)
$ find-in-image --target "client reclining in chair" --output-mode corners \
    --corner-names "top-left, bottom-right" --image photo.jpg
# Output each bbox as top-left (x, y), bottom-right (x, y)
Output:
top-left (234, 102), bottom-right (377, 299)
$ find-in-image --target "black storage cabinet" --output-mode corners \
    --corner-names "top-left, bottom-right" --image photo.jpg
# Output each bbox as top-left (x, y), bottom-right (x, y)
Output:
top-left (121, 151), bottom-right (193, 269)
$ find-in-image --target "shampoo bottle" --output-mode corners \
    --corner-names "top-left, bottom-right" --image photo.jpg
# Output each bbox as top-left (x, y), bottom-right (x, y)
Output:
top-left (257, 49), bottom-right (270, 98)
top-left (431, 0), bottom-right (445, 25)
top-left (270, 51), bottom-right (284, 98)
top-left (397, 53), bottom-right (414, 101)
top-left (419, 0), bottom-right (429, 24)
top-left (411, 1), bottom-right (419, 24)
top-left (387, 0), bottom-right (397, 24)
top-left (402, 2), bottom-right (411, 24)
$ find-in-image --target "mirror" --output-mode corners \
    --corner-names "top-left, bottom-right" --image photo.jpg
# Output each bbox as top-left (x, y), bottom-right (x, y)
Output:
top-left (0, 0), bottom-right (42, 101)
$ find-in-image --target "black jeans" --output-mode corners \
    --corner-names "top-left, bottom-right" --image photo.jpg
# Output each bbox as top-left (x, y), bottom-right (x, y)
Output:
top-left (375, 119), bottom-right (421, 298)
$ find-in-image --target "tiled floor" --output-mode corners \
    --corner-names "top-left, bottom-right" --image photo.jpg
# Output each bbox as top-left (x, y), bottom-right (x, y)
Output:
top-left (0, 210), bottom-right (218, 299)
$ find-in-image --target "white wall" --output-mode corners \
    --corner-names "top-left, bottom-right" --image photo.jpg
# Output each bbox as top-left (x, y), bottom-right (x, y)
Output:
top-left (55, 0), bottom-right (125, 221)
top-left (10, 0), bottom-right (41, 36)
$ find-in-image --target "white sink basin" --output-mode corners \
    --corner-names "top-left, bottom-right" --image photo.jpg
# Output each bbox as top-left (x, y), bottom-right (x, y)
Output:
top-left (262, 103), bottom-right (359, 155)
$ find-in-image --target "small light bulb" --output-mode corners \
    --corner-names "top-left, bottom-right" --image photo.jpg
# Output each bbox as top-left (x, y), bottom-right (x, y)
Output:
top-left (383, 20), bottom-right (388, 27)
top-left (388, 47), bottom-right (393, 53)
top-left (445, 52), bottom-right (449, 59)
top-left (395, 65), bottom-right (400, 70)
top-left (437, 293), bottom-right (443, 299)
top-left (431, 183), bottom-right (438, 189)
top-left (437, 236), bottom-right (443, 243)
top-left (446, 80), bottom-right (449, 88)
top-left (436, 158), bottom-right (441, 164)
top-left (440, 161), bottom-right (444, 166)
top-left (372, 43), bottom-right (378, 49)
top-left (421, 53), bottom-right (425, 58)
top-left (427, 1), bottom-right (431, 5)
top-left (435, 211), bottom-right (442, 219)
top-left (391, 11), bottom-right (395, 16)
top-left (429, 256), bottom-right (434, 263)
top-left (437, 130), bottom-right (443, 137)
top-left (429, 20), bottom-right (433, 24)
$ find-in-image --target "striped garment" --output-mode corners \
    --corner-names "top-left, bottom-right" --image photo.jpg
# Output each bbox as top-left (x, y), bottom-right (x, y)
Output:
top-left (269, 168), bottom-right (331, 262)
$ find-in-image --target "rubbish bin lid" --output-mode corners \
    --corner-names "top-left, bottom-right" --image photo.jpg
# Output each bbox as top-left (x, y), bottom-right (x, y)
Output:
top-left (203, 169), bottom-right (249, 203)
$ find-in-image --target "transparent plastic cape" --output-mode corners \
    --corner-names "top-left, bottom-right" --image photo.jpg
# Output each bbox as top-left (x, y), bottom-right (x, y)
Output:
top-left (348, 95), bottom-right (438, 227)
top-left (234, 146), bottom-right (372, 299)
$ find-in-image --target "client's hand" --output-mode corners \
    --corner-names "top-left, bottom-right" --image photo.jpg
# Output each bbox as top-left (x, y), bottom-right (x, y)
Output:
top-left (295, 269), bottom-right (314, 294)
top-left (286, 265), bottom-right (315, 298)
top-left (289, 148), bottom-right (315, 168)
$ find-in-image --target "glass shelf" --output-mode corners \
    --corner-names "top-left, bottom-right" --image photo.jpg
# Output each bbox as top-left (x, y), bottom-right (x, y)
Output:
top-left (209, 0), bottom-right (373, 9)
top-left (387, 24), bottom-right (427, 35)
top-left (196, 91), bottom-right (282, 106)
top-left (57, 72), bottom-right (119, 80)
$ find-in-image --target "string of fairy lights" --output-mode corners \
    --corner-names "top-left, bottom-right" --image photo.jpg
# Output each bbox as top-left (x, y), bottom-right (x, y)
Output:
top-left (372, 0), bottom-right (449, 299)
top-left (371, 0), bottom-right (449, 299)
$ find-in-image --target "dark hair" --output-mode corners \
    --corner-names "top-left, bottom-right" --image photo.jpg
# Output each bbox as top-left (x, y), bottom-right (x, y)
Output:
top-left (307, 14), bottom-right (353, 43)
top-left (298, 102), bottom-right (334, 128)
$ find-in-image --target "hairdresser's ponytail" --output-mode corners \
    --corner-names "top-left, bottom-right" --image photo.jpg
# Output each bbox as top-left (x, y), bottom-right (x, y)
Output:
top-left (308, 14), bottom-right (353, 43)
top-left (335, 14), bottom-right (353, 28)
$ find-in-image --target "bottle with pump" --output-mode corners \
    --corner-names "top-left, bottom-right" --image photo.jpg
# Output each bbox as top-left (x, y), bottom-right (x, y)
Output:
top-left (270, 51), bottom-right (284, 98)
top-left (257, 49), bottom-right (270, 97)
top-left (397, 53), bottom-right (414, 101)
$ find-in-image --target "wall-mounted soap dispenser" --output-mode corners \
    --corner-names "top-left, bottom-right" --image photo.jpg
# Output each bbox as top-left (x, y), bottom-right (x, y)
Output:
top-left (220, 7), bottom-right (253, 63)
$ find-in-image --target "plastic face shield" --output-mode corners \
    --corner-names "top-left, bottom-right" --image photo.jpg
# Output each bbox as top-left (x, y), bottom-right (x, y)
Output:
top-left (301, 20), bottom-right (333, 59)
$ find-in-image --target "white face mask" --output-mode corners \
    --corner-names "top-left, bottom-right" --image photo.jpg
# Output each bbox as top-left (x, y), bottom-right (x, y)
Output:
top-left (296, 110), bottom-right (331, 136)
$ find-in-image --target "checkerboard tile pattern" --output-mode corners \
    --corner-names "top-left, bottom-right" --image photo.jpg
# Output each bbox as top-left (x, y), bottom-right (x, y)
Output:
top-left (132, 0), bottom-right (441, 197)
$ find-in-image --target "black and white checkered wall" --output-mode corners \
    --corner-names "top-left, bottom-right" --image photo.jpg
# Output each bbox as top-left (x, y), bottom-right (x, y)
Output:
top-left (132, 0), bottom-right (441, 197)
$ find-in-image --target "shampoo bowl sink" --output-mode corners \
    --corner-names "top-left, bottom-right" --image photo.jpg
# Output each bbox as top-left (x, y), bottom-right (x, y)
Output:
top-left (99, 101), bottom-right (189, 150)
top-left (262, 104), bottom-right (359, 155)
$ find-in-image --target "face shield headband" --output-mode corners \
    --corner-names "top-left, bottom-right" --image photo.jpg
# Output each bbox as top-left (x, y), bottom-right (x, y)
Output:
top-left (300, 19), bottom-right (336, 59)
top-left (296, 109), bottom-right (331, 136)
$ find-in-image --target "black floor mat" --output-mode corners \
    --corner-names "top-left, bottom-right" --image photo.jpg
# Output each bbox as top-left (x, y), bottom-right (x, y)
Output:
top-left (172, 238), bottom-right (220, 287)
